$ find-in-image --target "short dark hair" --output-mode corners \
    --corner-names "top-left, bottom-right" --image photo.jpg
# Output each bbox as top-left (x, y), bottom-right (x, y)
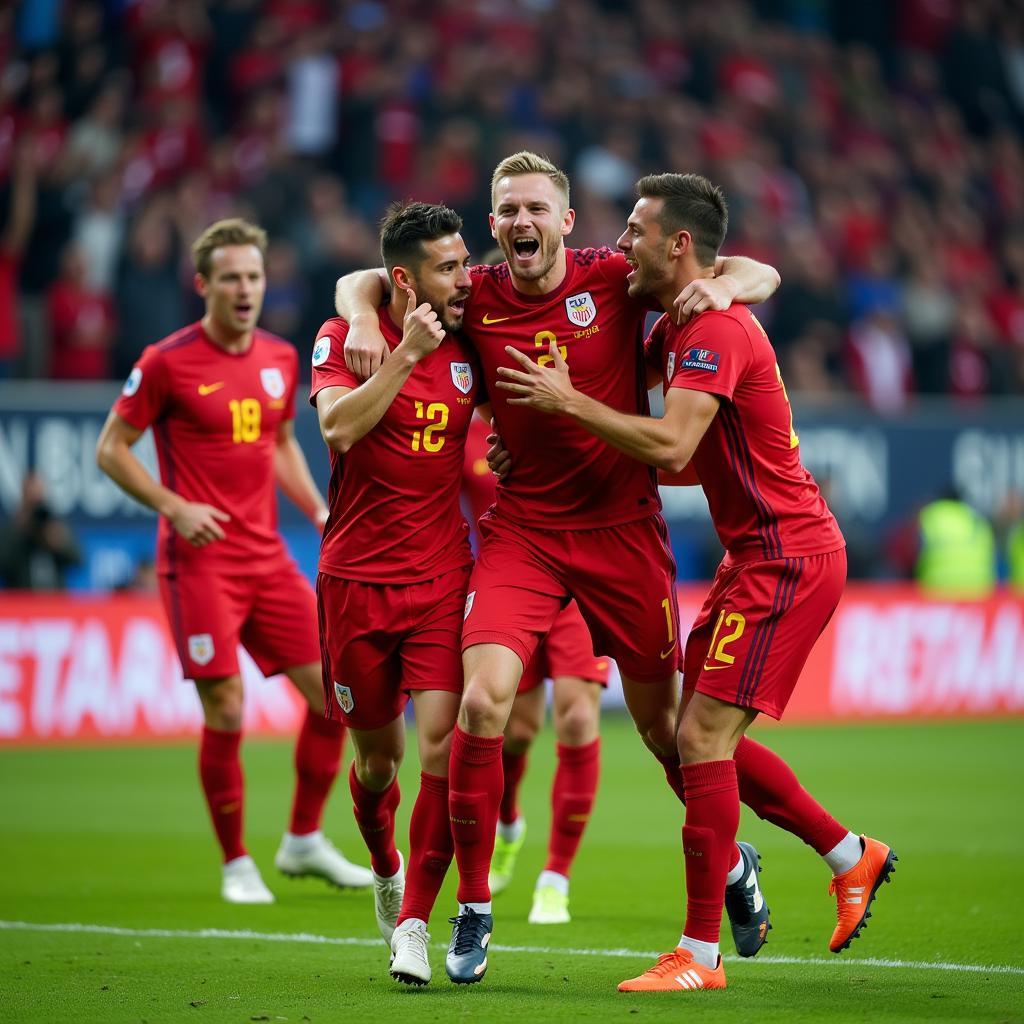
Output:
top-left (379, 201), bottom-right (463, 274)
top-left (635, 173), bottom-right (728, 266)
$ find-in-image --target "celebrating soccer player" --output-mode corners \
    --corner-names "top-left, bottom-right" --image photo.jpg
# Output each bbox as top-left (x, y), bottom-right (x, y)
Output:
top-left (496, 172), bottom-right (896, 993)
top-left (96, 218), bottom-right (371, 904)
top-left (336, 152), bottom-right (781, 984)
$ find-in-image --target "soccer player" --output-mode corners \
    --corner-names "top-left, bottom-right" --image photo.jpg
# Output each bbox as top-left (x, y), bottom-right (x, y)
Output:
top-left (96, 218), bottom-right (371, 904)
top-left (336, 152), bottom-right (781, 984)
top-left (463, 416), bottom-right (609, 925)
top-left (312, 201), bottom-right (492, 987)
top-left (495, 172), bottom-right (897, 993)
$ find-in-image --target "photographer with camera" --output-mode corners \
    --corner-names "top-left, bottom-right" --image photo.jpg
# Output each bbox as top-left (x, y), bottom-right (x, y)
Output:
top-left (0, 471), bottom-right (81, 590)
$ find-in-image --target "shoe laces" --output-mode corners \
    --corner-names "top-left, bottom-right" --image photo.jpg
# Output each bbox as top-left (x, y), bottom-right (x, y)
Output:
top-left (397, 922), bottom-right (430, 954)
top-left (376, 877), bottom-right (403, 917)
top-left (447, 909), bottom-right (488, 955)
top-left (643, 951), bottom-right (693, 978)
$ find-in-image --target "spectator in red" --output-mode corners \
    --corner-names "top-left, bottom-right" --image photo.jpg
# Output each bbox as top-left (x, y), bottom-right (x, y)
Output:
top-left (0, 140), bottom-right (37, 377)
top-left (47, 241), bottom-right (116, 380)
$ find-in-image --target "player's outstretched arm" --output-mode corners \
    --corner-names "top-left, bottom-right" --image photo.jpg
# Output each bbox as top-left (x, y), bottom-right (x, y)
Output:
top-left (496, 342), bottom-right (718, 473)
top-left (334, 268), bottom-right (391, 378)
top-left (318, 289), bottom-right (445, 453)
top-left (274, 420), bottom-right (329, 530)
top-left (673, 256), bottom-right (780, 324)
top-left (95, 411), bottom-right (230, 546)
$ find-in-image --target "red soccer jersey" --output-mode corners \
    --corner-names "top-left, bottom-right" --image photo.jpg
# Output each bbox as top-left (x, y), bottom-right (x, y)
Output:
top-left (310, 310), bottom-right (480, 584)
top-left (649, 305), bottom-right (844, 564)
top-left (465, 248), bottom-right (660, 529)
top-left (114, 322), bottom-right (299, 575)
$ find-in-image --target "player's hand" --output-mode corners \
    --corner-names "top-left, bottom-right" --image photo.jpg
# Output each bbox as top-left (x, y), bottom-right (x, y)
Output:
top-left (170, 501), bottom-right (230, 547)
top-left (673, 275), bottom-right (739, 324)
top-left (485, 417), bottom-right (511, 480)
top-left (313, 507), bottom-right (329, 531)
top-left (343, 316), bottom-right (389, 379)
top-left (495, 342), bottom-right (576, 414)
top-left (399, 287), bottom-right (446, 359)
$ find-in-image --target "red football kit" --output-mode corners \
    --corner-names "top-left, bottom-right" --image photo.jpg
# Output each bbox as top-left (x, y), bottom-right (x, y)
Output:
top-left (461, 248), bottom-right (679, 682)
top-left (115, 322), bottom-right (319, 679)
top-left (649, 305), bottom-right (847, 717)
top-left (311, 310), bottom-right (480, 728)
top-left (462, 417), bottom-right (609, 692)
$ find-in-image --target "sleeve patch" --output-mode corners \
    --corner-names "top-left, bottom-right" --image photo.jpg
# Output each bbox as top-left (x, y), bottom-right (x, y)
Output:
top-left (312, 336), bottom-right (331, 366)
top-left (122, 367), bottom-right (143, 396)
top-left (679, 348), bottom-right (720, 373)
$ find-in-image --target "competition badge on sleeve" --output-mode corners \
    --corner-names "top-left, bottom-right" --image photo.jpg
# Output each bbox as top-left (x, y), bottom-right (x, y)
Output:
top-left (260, 367), bottom-right (286, 399)
top-left (666, 351), bottom-right (676, 382)
top-left (312, 336), bottom-right (331, 367)
top-left (565, 291), bottom-right (596, 328)
top-left (450, 361), bottom-right (473, 394)
top-left (122, 367), bottom-right (142, 396)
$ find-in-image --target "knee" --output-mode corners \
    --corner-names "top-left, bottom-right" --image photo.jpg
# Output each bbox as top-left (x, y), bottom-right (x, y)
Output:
top-left (458, 682), bottom-right (505, 736)
top-left (504, 717), bottom-right (537, 752)
top-left (555, 700), bottom-right (598, 746)
top-left (200, 688), bottom-right (244, 731)
top-left (419, 729), bottom-right (454, 777)
top-left (354, 749), bottom-right (400, 791)
top-left (633, 710), bottom-right (677, 760)
top-left (677, 717), bottom-right (725, 764)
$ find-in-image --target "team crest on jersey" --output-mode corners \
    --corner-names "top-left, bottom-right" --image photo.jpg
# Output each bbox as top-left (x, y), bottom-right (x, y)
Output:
top-left (450, 361), bottom-right (473, 394)
top-left (334, 682), bottom-right (354, 714)
top-left (122, 367), bottom-right (142, 397)
top-left (312, 336), bottom-right (331, 367)
top-left (565, 291), bottom-right (596, 328)
top-left (188, 633), bottom-right (215, 666)
top-left (680, 348), bottom-right (720, 373)
top-left (260, 367), bottom-right (286, 398)
top-left (464, 591), bottom-right (476, 620)
top-left (666, 352), bottom-right (677, 381)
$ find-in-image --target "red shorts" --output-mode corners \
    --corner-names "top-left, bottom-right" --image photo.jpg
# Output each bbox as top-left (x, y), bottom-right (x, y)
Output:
top-left (159, 560), bottom-right (319, 680)
top-left (318, 565), bottom-right (470, 730)
top-left (519, 600), bottom-right (611, 693)
top-left (683, 548), bottom-right (846, 719)
top-left (463, 512), bottom-right (679, 684)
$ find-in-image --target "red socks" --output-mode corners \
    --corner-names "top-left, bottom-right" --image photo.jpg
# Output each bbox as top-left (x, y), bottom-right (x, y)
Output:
top-left (545, 738), bottom-right (600, 877)
top-left (349, 763), bottom-right (401, 877)
top-left (448, 725), bottom-right (504, 904)
top-left (398, 771), bottom-right (453, 925)
top-left (681, 759), bottom-right (739, 944)
top-left (289, 710), bottom-right (345, 836)
top-left (499, 748), bottom-right (528, 825)
top-left (734, 736), bottom-right (848, 855)
top-left (199, 726), bottom-right (246, 863)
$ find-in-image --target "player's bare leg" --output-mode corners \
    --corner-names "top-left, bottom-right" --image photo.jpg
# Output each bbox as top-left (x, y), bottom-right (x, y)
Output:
top-left (390, 689), bottom-right (462, 986)
top-left (275, 662), bottom-right (371, 890)
top-left (529, 676), bottom-right (601, 924)
top-left (489, 685), bottom-right (543, 896)
top-left (195, 674), bottom-right (273, 904)
top-left (620, 671), bottom-right (685, 799)
top-left (445, 642), bottom-right (523, 984)
top-left (348, 716), bottom-right (407, 944)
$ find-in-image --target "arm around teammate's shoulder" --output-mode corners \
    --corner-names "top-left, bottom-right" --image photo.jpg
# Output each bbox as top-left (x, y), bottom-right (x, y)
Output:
top-left (335, 268), bottom-right (391, 378)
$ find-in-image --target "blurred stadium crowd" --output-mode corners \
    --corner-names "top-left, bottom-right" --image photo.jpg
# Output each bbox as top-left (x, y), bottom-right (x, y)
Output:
top-left (1, 0), bottom-right (1024, 408)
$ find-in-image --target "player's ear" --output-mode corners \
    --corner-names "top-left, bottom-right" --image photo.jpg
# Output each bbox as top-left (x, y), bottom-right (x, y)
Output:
top-left (193, 272), bottom-right (208, 297)
top-left (670, 229), bottom-right (692, 259)
top-left (392, 266), bottom-right (412, 292)
top-left (488, 212), bottom-right (497, 240)
top-left (560, 206), bottom-right (575, 237)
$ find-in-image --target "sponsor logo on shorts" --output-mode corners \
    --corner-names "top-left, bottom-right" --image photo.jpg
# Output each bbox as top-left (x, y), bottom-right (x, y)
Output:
top-left (659, 640), bottom-right (677, 660)
top-left (334, 682), bottom-right (354, 713)
top-left (260, 367), bottom-right (286, 399)
top-left (312, 336), bottom-right (331, 366)
top-left (680, 348), bottom-right (720, 373)
top-left (122, 367), bottom-right (143, 396)
top-left (464, 591), bottom-right (475, 620)
top-left (565, 291), bottom-right (596, 327)
top-left (666, 352), bottom-right (676, 382)
top-left (450, 361), bottom-right (473, 394)
top-left (188, 633), bottom-right (215, 666)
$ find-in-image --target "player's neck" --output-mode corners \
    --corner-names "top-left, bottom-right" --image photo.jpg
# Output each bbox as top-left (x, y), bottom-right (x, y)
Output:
top-left (658, 266), bottom-right (713, 317)
top-left (202, 314), bottom-right (254, 354)
top-left (508, 245), bottom-right (568, 297)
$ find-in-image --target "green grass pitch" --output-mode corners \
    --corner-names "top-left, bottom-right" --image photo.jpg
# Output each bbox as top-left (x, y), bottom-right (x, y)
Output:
top-left (2, 716), bottom-right (1022, 1023)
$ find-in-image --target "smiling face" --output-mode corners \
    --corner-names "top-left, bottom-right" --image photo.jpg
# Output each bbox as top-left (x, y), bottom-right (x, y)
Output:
top-left (402, 233), bottom-right (473, 332)
top-left (616, 196), bottom-right (676, 299)
top-left (196, 243), bottom-right (266, 336)
top-left (489, 172), bottom-right (574, 292)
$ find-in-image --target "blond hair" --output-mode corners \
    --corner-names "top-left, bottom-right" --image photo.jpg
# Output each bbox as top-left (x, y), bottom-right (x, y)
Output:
top-left (191, 218), bottom-right (268, 278)
top-left (490, 151), bottom-right (570, 210)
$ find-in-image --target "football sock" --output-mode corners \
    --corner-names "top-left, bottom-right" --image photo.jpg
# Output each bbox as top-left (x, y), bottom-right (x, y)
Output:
top-left (497, 816), bottom-right (525, 843)
top-left (681, 759), bottom-right (740, 951)
top-left (448, 725), bottom-right (504, 904)
top-left (734, 736), bottom-right (849, 855)
top-left (677, 934), bottom-right (720, 970)
top-left (199, 725), bottom-right (246, 863)
top-left (499, 748), bottom-right (528, 825)
top-left (349, 763), bottom-right (401, 878)
top-left (459, 901), bottom-right (493, 916)
top-left (656, 752), bottom-right (688, 805)
top-left (398, 771), bottom-right (453, 926)
top-left (545, 738), bottom-right (600, 877)
top-left (289, 710), bottom-right (344, 836)
top-left (536, 869), bottom-right (569, 895)
top-left (725, 848), bottom-right (745, 886)
top-left (824, 832), bottom-right (864, 875)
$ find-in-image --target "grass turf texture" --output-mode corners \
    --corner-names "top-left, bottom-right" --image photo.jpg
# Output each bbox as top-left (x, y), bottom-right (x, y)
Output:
top-left (1, 716), bottom-right (1022, 1023)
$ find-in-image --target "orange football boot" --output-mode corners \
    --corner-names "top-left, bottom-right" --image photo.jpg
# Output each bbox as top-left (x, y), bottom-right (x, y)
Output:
top-left (617, 948), bottom-right (726, 992)
top-left (828, 835), bottom-right (897, 953)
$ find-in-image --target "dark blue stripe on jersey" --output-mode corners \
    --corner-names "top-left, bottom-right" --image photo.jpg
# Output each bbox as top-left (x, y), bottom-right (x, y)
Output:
top-left (154, 419), bottom-right (178, 573)
top-left (727, 406), bottom-right (783, 559)
top-left (165, 573), bottom-right (186, 666)
top-left (718, 404), bottom-right (778, 560)
top-left (156, 325), bottom-right (202, 352)
top-left (315, 573), bottom-right (335, 720)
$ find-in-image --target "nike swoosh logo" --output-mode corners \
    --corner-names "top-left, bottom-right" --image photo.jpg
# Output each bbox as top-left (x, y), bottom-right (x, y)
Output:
top-left (198, 382), bottom-right (225, 395)
top-left (659, 641), bottom-right (677, 659)
top-left (482, 314), bottom-right (510, 324)
top-left (702, 662), bottom-right (730, 671)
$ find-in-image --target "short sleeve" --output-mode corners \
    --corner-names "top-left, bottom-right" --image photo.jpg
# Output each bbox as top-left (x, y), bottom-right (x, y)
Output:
top-left (113, 345), bottom-right (170, 430)
top-left (644, 314), bottom-right (670, 377)
top-left (309, 319), bottom-right (359, 404)
top-left (666, 311), bottom-right (752, 402)
top-left (283, 345), bottom-right (298, 420)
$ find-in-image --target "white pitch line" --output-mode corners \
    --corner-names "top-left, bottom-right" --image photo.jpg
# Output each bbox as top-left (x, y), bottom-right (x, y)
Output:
top-left (1, 921), bottom-right (1022, 977)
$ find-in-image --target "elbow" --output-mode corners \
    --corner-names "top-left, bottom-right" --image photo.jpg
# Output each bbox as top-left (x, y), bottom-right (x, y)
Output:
top-left (658, 447), bottom-right (692, 476)
top-left (95, 438), bottom-right (114, 474)
top-left (320, 423), bottom-right (352, 455)
top-left (766, 266), bottom-right (782, 297)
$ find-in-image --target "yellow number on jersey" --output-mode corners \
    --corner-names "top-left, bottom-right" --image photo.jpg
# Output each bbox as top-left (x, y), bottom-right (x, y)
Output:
top-left (774, 363), bottom-right (800, 449)
top-left (534, 330), bottom-right (568, 368)
top-left (703, 610), bottom-right (746, 669)
top-left (229, 398), bottom-right (261, 443)
top-left (411, 401), bottom-right (449, 453)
